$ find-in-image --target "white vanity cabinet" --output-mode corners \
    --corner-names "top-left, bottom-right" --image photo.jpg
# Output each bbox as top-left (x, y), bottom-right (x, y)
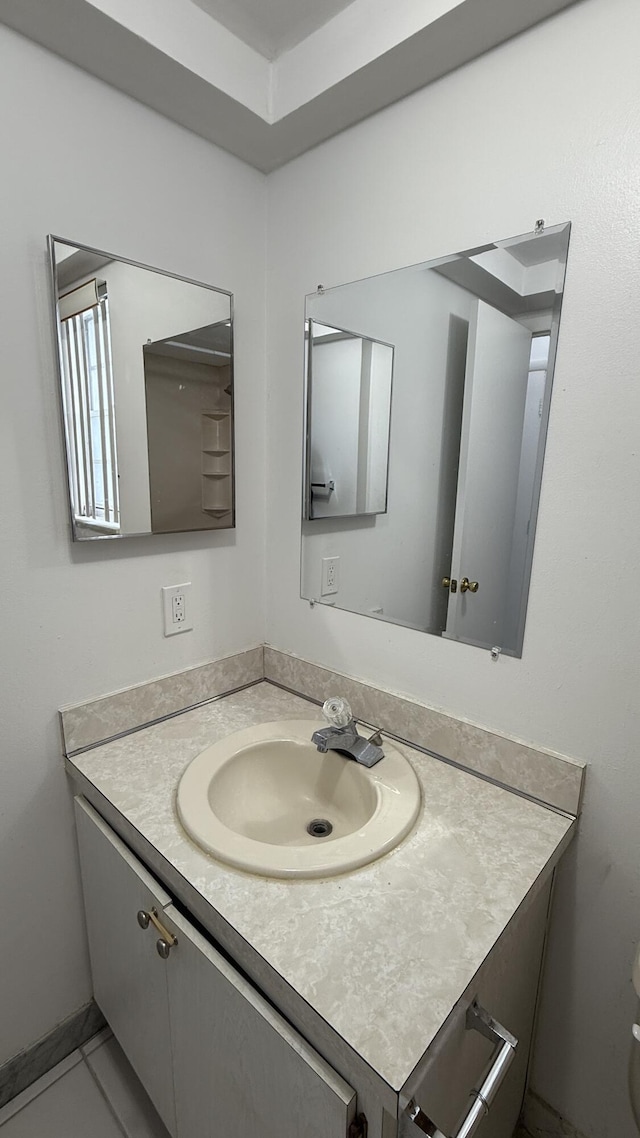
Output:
top-left (74, 791), bottom-right (559, 1138)
top-left (74, 798), bottom-right (358, 1138)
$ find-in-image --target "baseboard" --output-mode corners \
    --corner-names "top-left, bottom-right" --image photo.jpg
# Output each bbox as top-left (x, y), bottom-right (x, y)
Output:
top-left (521, 1089), bottom-right (589, 1138)
top-left (0, 1000), bottom-right (106, 1109)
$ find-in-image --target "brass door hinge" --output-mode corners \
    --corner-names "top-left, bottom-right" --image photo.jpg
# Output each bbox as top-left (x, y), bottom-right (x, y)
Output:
top-left (349, 1113), bottom-right (368, 1138)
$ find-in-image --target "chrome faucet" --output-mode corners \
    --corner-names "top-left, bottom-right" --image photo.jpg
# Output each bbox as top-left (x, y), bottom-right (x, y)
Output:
top-left (311, 697), bottom-right (385, 768)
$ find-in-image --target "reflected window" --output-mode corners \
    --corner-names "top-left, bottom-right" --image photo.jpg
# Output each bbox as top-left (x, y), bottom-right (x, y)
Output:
top-left (58, 280), bottom-right (120, 532)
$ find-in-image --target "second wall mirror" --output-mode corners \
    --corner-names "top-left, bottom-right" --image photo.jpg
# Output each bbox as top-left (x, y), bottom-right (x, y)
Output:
top-left (305, 321), bottom-right (394, 520)
top-left (49, 237), bottom-right (235, 541)
top-left (302, 222), bottom-right (571, 657)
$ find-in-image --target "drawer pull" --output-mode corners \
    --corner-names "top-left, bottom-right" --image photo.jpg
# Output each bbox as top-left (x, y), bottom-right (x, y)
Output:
top-left (404, 1001), bottom-right (517, 1138)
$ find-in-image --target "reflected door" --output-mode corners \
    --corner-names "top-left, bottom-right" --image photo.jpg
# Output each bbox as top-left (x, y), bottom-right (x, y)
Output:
top-left (445, 301), bottom-right (532, 649)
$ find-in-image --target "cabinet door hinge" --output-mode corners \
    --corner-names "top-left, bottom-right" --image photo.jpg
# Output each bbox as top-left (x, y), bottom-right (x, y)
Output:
top-left (349, 1113), bottom-right (368, 1138)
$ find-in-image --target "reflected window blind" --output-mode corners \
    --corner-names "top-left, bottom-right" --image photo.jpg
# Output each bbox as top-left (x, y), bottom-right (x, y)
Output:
top-left (58, 280), bottom-right (120, 530)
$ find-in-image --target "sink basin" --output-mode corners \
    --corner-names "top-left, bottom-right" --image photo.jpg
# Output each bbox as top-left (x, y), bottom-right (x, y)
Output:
top-left (176, 720), bottom-right (421, 878)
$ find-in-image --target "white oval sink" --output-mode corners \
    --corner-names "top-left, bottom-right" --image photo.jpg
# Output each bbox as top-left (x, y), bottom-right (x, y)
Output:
top-left (177, 720), bottom-right (421, 879)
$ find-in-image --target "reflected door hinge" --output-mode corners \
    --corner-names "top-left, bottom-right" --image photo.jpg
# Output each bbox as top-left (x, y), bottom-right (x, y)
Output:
top-left (349, 1113), bottom-right (368, 1138)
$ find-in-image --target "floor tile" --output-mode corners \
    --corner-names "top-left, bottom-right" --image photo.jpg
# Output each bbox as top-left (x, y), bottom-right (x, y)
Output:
top-left (83, 1036), bottom-right (170, 1138)
top-left (0, 1058), bottom-right (123, 1138)
top-left (0, 1051), bottom-right (84, 1127)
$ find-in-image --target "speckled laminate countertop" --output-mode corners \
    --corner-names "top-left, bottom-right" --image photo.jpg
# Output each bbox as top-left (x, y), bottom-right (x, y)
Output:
top-left (67, 681), bottom-right (574, 1092)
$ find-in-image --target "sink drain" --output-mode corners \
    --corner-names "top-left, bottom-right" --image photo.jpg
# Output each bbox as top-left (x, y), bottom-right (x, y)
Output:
top-left (307, 818), bottom-right (333, 838)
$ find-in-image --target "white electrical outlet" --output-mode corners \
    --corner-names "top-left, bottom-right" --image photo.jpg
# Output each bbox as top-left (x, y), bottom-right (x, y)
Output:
top-left (321, 556), bottom-right (340, 596)
top-left (162, 583), bottom-right (193, 636)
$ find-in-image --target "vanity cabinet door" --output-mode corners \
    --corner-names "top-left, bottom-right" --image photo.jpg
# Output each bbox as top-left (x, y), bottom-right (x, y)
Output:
top-left (74, 798), bottom-right (177, 1136)
top-left (164, 903), bottom-right (357, 1138)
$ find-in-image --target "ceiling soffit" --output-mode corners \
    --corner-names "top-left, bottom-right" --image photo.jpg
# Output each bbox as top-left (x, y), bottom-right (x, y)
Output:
top-left (189, 0), bottom-right (357, 59)
top-left (0, 0), bottom-right (581, 172)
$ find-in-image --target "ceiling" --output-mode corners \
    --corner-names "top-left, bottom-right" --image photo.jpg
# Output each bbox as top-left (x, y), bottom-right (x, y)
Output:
top-left (506, 231), bottom-right (569, 268)
top-left (0, 0), bottom-right (582, 171)
top-left (190, 0), bottom-right (357, 59)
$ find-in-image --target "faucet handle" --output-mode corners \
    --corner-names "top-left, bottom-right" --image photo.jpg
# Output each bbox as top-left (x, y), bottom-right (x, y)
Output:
top-left (322, 696), bottom-right (353, 728)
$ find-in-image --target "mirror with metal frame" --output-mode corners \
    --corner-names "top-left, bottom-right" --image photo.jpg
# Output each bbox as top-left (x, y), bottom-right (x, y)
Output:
top-left (301, 222), bottom-right (571, 657)
top-left (304, 321), bottom-right (394, 520)
top-left (48, 237), bottom-right (234, 541)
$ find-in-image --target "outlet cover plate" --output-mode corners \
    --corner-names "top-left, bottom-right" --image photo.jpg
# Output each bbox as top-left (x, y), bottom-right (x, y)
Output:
top-left (321, 557), bottom-right (339, 596)
top-left (162, 583), bottom-right (193, 636)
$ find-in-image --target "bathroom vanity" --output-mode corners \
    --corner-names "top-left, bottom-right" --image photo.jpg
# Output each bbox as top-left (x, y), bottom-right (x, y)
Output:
top-left (65, 681), bottom-right (575, 1138)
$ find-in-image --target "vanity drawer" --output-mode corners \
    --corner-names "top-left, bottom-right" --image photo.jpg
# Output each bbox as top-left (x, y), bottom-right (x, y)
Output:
top-left (400, 876), bottom-right (552, 1138)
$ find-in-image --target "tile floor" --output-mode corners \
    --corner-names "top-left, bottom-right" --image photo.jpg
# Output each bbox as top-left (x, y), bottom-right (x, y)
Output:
top-left (0, 1030), bottom-right (168, 1138)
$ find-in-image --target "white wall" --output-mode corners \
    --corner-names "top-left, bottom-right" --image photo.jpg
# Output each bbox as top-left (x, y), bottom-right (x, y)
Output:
top-left (265, 1), bottom-right (640, 1135)
top-left (0, 26), bottom-right (266, 1066)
